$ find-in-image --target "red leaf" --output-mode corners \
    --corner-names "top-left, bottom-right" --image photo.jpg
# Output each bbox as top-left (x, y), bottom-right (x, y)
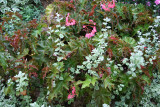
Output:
top-left (42, 67), bottom-right (50, 79)
top-left (88, 44), bottom-right (94, 52)
top-left (101, 67), bottom-right (111, 76)
top-left (141, 85), bottom-right (144, 95)
top-left (140, 65), bottom-right (150, 77)
top-left (20, 90), bottom-right (27, 96)
top-left (89, 5), bottom-right (97, 16)
top-left (107, 48), bottom-right (113, 58)
top-left (29, 65), bottom-right (38, 70)
top-left (142, 70), bottom-right (150, 78)
top-left (109, 36), bottom-right (119, 41)
top-left (140, 65), bottom-right (145, 69)
top-left (81, 9), bottom-right (88, 14)
top-left (66, 3), bottom-right (76, 11)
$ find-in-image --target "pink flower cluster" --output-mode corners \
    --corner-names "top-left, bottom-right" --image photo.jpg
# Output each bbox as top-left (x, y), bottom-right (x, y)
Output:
top-left (146, 2), bottom-right (151, 6)
top-left (83, 20), bottom-right (97, 39)
top-left (66, 13), bottom-right (76, 26)
top-left (155, 0), bottom-right (160, 5)
top-left (67, 87), bottom-right (76, 100)
top-left (101, 0), bottom-right (116, 12)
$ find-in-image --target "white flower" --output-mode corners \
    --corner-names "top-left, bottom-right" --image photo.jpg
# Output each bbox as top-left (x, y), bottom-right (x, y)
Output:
top-left (156, 16), bottom-right (160, 19)
top-left (103, 17), bottom-right (111, 22)
top-left (103, 104), bottom-right (110, 107)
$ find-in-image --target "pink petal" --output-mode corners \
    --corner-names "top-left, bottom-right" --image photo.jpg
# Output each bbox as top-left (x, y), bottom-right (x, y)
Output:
top-left (92, 26), bottom-right (97, 32)
top-left (85, 33), bottom-right (92, 39)
top-left (72, 87), bottom-right (76, 94)
top-left (65, 13), bottom-right (76, 26)
top-left (99, 73), bottom-right (103, 78)
top-left (108, 0), bottom-right (115, 8)
top-left (89, 19), bottom-right (93, 23)
top-left (70, 0), bottom-right (73, 3)
top-left (67, 94), bottom-right (75, 100)
top-left (101, 4), bottom-right (111, 12)
top-left (83, 25), bottom-right (86, 28)
top-left (155, 0), bottom-right (160, 5)
top-left (108, 3), bottom-right (115, 8)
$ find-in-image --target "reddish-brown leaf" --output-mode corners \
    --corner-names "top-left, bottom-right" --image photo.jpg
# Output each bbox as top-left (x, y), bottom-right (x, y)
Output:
top-left (101, 67), bottom-right (111, 76)
top-left (88, 44), bottom-right (94, 52)
top-left (89, 5), bottom-right (97, 16)
top-left (42, 67), bottom-right (50, 79)
top-left (29, 65), bottom-right (38, 70)
top-left (20, 90), bottom-right (27, 96)
top-left (107, 48), bottom-right (113, 58)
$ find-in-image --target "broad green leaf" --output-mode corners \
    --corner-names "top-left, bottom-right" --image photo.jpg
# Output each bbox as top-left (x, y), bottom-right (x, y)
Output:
top-left (104, 77), bottom-right (114, 90)
top-left (17, 48), bottom-right (29, 59)
top-left (141, 75), bottom-right (151, 84)
top-left (78, 75), bottom-right (98, 89)
top-left (81, 79), bottom-right (91, 89)
top-left (93, 87), bottom-right (111, 106)
top-left (0, 53), bottom-right (7, 70)
top-left (48, 73), bottom-right (72, 100)
top-left (45, 4), bottom-right (54, 22)
top-left (122, 37), bottom-right (136, 46)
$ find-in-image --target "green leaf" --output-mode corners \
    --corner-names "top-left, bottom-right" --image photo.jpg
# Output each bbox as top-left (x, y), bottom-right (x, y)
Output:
top-left (93, 87), bottom-right (111, 106)
top-left (81, 79), bottom-right (91, 89)
top-left (45, 4), bottom-right (54, 22)
top-left (0, 53), bottom-right (7, 70)
top-left (141, 75), bottom-right (151, 84)
top-left (48, 73), bottom-right (72, 100)
top-left (122, 37), bottom-right (136, 46)
top-left (77, 75), bottom-right (98, 89)
top-left (104, 77), bottom-right (114, 90)
top-left (17, 48), bottom-right (29, 59)
top-left (33, 0), bottom-right (40, 4)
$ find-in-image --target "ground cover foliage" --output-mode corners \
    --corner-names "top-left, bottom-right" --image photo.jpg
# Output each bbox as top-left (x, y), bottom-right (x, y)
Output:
top-left (0, 0), bottom-right (160, 106)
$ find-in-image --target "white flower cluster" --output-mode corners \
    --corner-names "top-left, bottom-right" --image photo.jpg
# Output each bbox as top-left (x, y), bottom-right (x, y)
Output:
top-left (114, 87), bottom-right (132, 107)
top-left (30, 102), bottom-right (47, 107)
top-left (14, 71), bottom-right (28, 93)
top-left (52, 13), bottom-right (66, 62)
top-left (122, 16), bottom-right (160, 78)
top-left (139, 72), bottom-right (160, 107)
top-left (71, 18), bottom-right (111, 77)
top-left (83, 41), bottom-right (107, 77)
top-left (101, 17), bottom-right (111, 32)
top-left (154, 16), bottom-right (160, 27)
top-left (74, 34), bottom-right (108, 77)
top-left (128, 50), bottom-right (145, 76)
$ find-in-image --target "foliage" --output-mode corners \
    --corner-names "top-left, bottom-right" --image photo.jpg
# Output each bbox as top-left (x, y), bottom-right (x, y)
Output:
top-left (0, 0), bottom-right (160, 106)
top-left (139, 72), bottom-right (160, 107)
top-left (0, 0), bottom-right (41, 13)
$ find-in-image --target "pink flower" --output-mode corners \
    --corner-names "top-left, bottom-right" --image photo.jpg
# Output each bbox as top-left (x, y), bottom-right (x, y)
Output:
top-left (70, 0), bottom-right (73, 3)
top-left (67, 94), bottom-right (75, 99)
top-left (155, 0), bottom-right (160, 5)
top-left (101, 0), bottom-right (115, 11)
top-left (85, 26), bottom-right (97, 39)
top-left (107, 67), bottom-right (111, 75)
top-left (101, 4), bottom-right (110, 12)
top-left (66, 13), bottom-right (76, 26)
top-left (146, 2), bottom-right (151, 6)
top-left (144, 47), bottom-right (147, 49)
top-left (99, 73), bottom-right (103, 78)
top-left (5, 36), bottom-right (9, 41)
top-left (84, 20), bottom-right (97, 39)
top-left (67, 87), bottom-right (76, 100)
top-left (108, 0), bottom-right (115, 8)
top-left (71, 87), bottom-right (76, 94)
